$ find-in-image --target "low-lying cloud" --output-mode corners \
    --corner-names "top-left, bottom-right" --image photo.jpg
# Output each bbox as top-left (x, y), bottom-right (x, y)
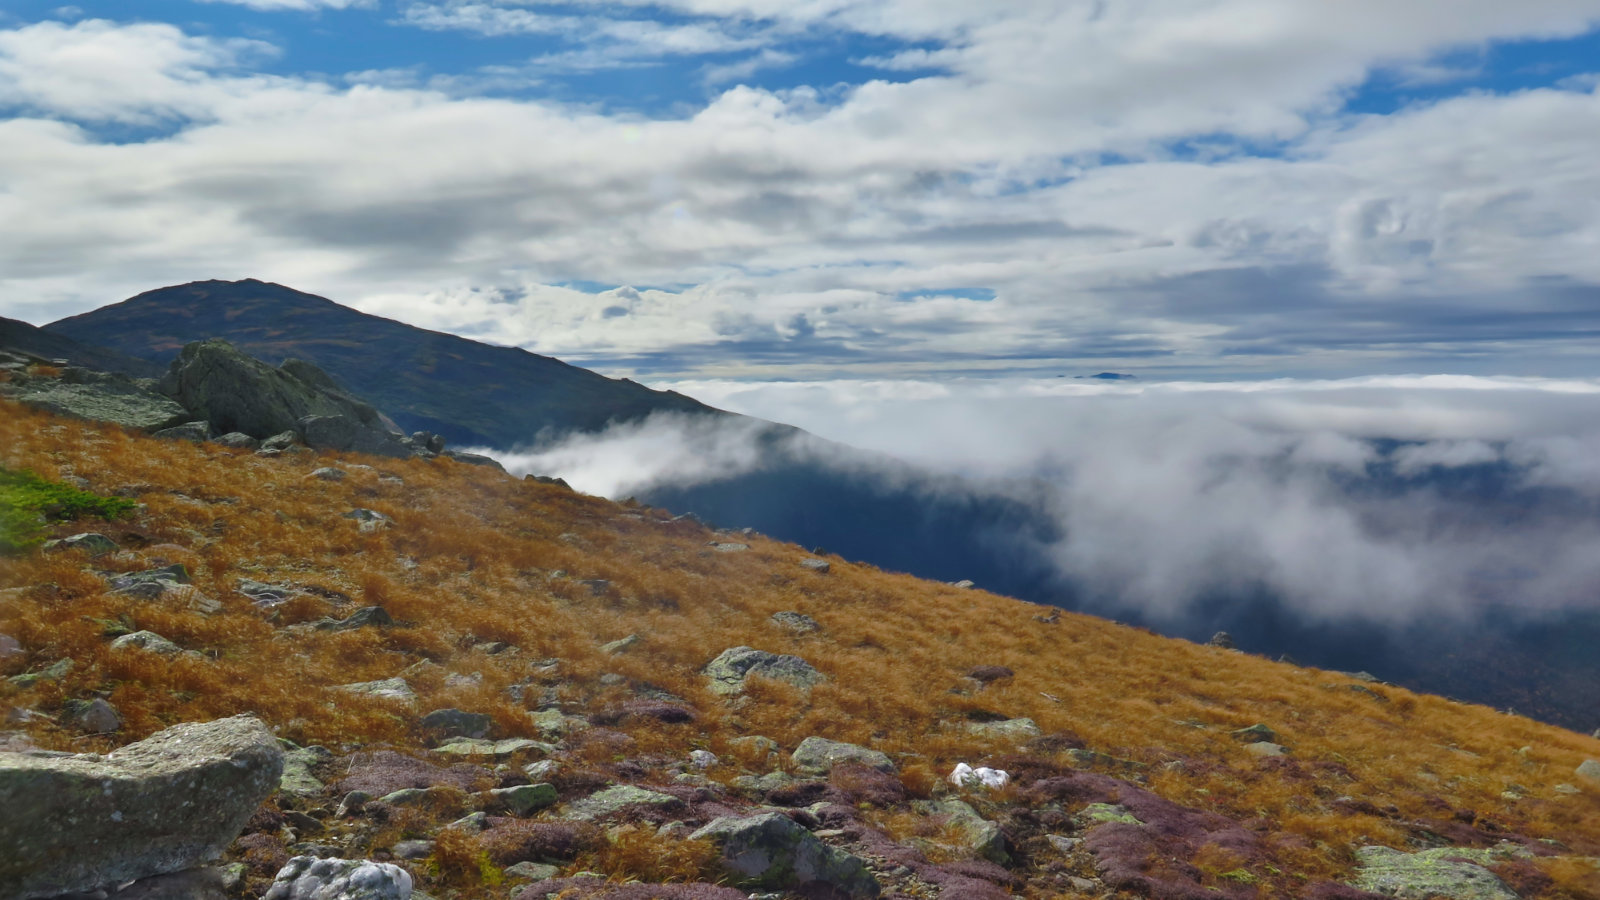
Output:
top-left (484, 375), bottom-right (1600, 628)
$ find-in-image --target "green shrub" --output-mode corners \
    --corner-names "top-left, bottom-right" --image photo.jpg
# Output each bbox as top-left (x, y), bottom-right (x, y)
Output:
top-left (0, 467), bottom-right (135, 554)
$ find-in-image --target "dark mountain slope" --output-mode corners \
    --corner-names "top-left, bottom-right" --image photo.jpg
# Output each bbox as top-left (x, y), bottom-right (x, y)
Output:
top-left (0, 316), bottom-right (163, 379)
top-left (45, 279), bottom-right (720, 446)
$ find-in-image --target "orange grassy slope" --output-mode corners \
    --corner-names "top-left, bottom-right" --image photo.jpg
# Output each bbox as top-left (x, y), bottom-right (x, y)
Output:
top-left (3, 399), bottom-right (1600, 898)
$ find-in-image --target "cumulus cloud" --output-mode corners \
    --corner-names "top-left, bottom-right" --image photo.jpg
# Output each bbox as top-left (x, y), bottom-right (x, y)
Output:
top-left (0, 9), bottom-right (1598, 378)
top-left (487, 376), bottom-right (1600, 626)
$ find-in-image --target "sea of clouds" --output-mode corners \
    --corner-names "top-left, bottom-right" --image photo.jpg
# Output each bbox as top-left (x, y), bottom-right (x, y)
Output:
top-left (483, 376), bottom-right (1600, 629)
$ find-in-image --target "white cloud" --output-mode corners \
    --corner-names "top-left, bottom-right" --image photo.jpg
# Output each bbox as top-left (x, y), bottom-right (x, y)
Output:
top-left (491, 376), bottom-right (1600, 625)
top-left (195, 0), bottom-right (377, 10)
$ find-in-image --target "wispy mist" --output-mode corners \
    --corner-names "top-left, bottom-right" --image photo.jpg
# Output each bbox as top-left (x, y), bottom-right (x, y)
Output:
top-left (484, 375), bottom-right (1600, 629)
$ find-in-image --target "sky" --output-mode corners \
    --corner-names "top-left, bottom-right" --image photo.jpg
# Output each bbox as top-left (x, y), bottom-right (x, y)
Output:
top-left (2, 1), bottom-right (1600, 381)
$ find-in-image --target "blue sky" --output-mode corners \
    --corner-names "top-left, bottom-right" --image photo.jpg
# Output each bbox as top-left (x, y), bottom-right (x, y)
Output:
top-left (1, 1), bottom-right (1599, 381)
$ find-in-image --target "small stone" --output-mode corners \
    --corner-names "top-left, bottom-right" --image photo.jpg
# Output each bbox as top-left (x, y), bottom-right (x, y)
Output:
top-left (967, 717), bottom-right (1041, 742)
top-left (1245, 741), bottom-right (1288, 758)
top-left (1231, 724), bottom-right (1277, 743)
top-left (338, 677), bottom-right (416, 703)
top-left (42, 533), bottom-right (118, 557)
top-left (1576, 760), bottom-right (1600, 783)
top-left (504, 862), bottom-right (561, 881)
top-left (710, 542), bottom-right (750, 552)
top-left (690, 749), bottom-right (719, 769)
top-left (704, 646), bottom-right (824, 695)
top-left (392, 840), bottom-right (434, 860)
top-left (420, 708), bottom-right (492, 739)
top-left (489, 782), bottom-right (558, 815)
top-left (309, 467), bottom-right (346, 481)
top-left (769, 611), bottom-right (821, 634)
top-left (965, 665), bottom-right (1014, 684)
top-left (153, 421), bottom-right (213, 442)
top-left (791, 736), bottom-right (895, 775)
top-left (799, 558), bottom-right (830, 574)
top-left (600, 634), bottom-right (641, 654)
top-left (1207, 631), bottom-right (1236, 649)
top-left (950, 580), bottom-right (975, 589)
top-left (63, 697), bottom-right (121, 733)
top-left (110, 630), bottom-right (183, 656)
top-left (337, 790), bottom-right (373, 816)
top-left (213, 432), bottom-right (261, 450)
top-left (317, 606), bottom-right (395, 631)
top-left (9, 657), bottom-right (73, 688)
top-left (0, 634), bottom-right (21, 660)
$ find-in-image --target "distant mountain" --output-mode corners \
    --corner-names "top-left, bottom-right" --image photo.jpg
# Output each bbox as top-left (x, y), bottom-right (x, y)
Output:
top-left (0, 316), bottom-right (163, 379)
top-left (45, 279), bottom-right (721, 446)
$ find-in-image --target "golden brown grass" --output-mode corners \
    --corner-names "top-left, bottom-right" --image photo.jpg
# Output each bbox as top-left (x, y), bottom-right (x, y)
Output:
top-left (5, 399), bottom-right (1600, 897)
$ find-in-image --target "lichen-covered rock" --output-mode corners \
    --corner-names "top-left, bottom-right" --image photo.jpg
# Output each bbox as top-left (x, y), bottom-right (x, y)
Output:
top-left (703, 646), bottom-right (824, 695)
top-left (430, 737), bottom-right (552, 758)
top-left (691, 811), bottom-right (880, 897)
top-left (0, 715), bottom-right (283, 899)
top-left (338, 677), bottom-right (416, 703)
top-left (928, 799), bottom-right (1010, 865)
top-left (263, 856), bottom-right (413, 900)
top-left (1351, 846), bottom-right (1520, 900)
top-left (111, 630), bottom-right (183, 656)
top-left (318, 606), bottom-right (395, 632)
top-left (791, 737), bottom-right (895, 775)
top-left (966, 717), bottom-right (1041, 742)
top-left (490, 782), bottom-right (558, 815)
top-left (42, 532), bottom-right (117, 557)
top-left (280, 744), bottom-right (331, 796)
top-left (565, 784), bottom-right (683, 820)
top-left (769, 611), bottom-right (821, 634)
top-left (14, 371), bottom-right (190, 432)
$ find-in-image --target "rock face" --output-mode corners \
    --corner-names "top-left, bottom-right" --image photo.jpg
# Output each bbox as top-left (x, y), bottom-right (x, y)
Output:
top-left (704, 646), bottom-right (825, 695)
top-left (691, 811), bottom-right (880, 898)
top-left (159, 339), bottom-right (392, 441)
top-left (263, 856), bottom-right (413, 900)
top-left (791, 737), bottom-right (895, 775)
top-left (0, 714), bottom-right (284, 899)
top-left (1350, 846), bottom-right (1519, 900)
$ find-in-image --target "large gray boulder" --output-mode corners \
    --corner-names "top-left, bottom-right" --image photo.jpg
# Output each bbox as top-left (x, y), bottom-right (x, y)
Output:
top-left (158, 339), bottom-right (393, 441)
top-left (263, 856), bottom-right (412, 900)
top-left (0, 715), bottom-right (284, 899)
top-left (691, 811), bottom-right (880, 897)
top-left (299, 414), bottom-right (412, 459)
top-left (704, 646), bottom-right (825, 695)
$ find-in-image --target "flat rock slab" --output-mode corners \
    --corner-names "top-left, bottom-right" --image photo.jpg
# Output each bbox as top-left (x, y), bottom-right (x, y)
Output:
top-left (1352, 846), bottom-right (1520, 900)
top-left (0, 715), bottom-right (283, 899)
top-left (564, 784), bottom-right (683, 821)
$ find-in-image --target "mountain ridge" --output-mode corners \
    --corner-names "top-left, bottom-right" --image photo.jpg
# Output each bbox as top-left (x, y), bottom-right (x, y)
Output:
top-left (45, 279), bottom-right (724, 447)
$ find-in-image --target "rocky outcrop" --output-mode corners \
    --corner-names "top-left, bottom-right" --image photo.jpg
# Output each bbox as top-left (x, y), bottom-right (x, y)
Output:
top-left (0, 715), bottom-right (284, 899)
top-left (159, 339), bottom-right (392, 440)
top-left (691, 811), bottom-right (880, 897)
top-left (703, 646), bottom-right (825, 695)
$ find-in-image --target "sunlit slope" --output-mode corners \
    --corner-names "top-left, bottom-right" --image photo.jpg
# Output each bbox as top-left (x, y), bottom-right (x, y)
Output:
top-left (3, 400), bottom-right (1599, 898)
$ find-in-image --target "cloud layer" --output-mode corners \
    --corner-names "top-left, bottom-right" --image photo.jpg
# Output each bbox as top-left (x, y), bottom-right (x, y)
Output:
top-left (1, 5), bottom-right (1598, 378)
top-left (489, 376), bottom-right (1600, 626)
